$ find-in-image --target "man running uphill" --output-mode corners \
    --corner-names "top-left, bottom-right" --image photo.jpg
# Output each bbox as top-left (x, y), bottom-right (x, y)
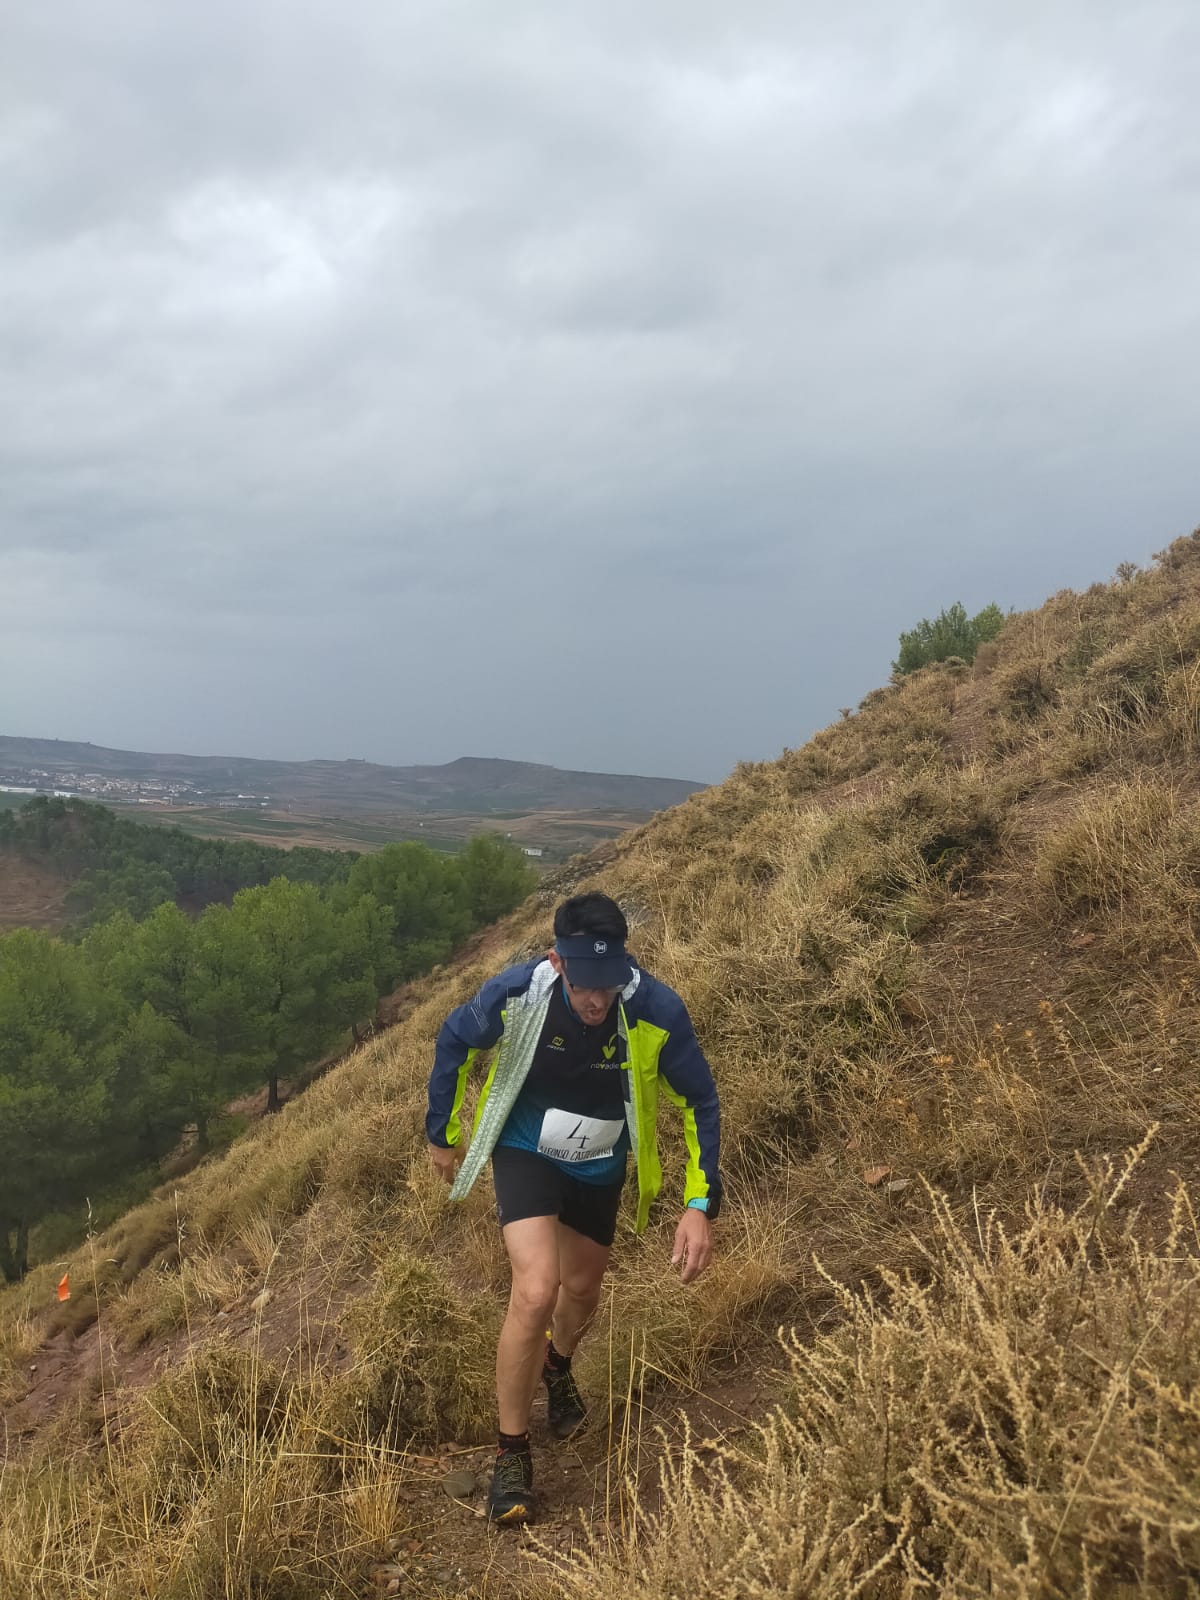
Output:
top-left (426, 892), bottom-right (722, 1526)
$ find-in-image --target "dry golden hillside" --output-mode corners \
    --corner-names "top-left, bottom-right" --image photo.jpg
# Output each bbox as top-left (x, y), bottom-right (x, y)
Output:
top-left (4, 532), bottom-right (1200, 1598)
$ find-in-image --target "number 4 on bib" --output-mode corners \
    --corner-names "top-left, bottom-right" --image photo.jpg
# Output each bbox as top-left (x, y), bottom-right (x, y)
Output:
top-left (537, 1108), bottom-right (624, 1163)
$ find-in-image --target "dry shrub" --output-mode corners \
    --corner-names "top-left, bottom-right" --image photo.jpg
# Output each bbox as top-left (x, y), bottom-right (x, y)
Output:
top-left (113, 1265), bottom-right (191, 1344)
top-left (1063, 612), bottom-right (1200, 758)
top-left (1152, 528), bottom-right (1200, 574)
top-left (339, 1245), bottom-right (500, 1446)
top-left (978, 533), bottom-right (1200, 766)
top-left (0, 1463), bottom-right (99, 1600)
top-left (237, 1208), bottom-right (285, 1276)
top-left (335, 1440), bottom-right (419, 1579)
top-left (135, 1343), bottom-right (293, 1481)
top-left (580, 1195), bottom-right (797, 1408)
top-left (781, 670), bottom-right (959, 793)
top-left (1033, 779), bottom-right (1200, 957)
top-left (974, 587), bottom-right (1115, 750)
top-left (991, 658), bottom-right (1060, 728)
top-left (633, 769), bottom-right (1006, 1175)
top-left (0, 1337), bottom-right (416, 1599)
top-left (736, 671), bottom-right (964, 804)
top-left (119, 1345), bottom-right (410, 1597)
top-left (866, 765), bottom-right (1008, 886)
top-left (640, 879), bottom-right (915, 1170)
top-left (34, 1197), bottom-right (183, 1341)
top-left (0, 1307), bottom-right (42, 1407)
top-left (544, 1144), bottom-right (1200, 1600)
top-left (323, 1095), bottom-right (422, 1204)
top-left (860, 982), bottom-right (1193, 1222)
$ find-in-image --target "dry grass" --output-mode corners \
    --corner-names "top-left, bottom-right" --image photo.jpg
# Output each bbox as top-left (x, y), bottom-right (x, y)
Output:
top-left (542, 1143), bottom-right (1200, 1600)
top-left (1033, 777), bottom-right (1200, 959)
top-left (336, 1243), bottom-right (502, 1447)
top-left (0, 1308), bottom-right (42, 1408)
top-left (0, 1235), bottom-right (438, 1599)
top-left (0, 1353), bottom-right (422, 1598)
top-left (579, 1192), bottom-right (798, 1410)
top-left (115, 1239), bottom-right (252, 1345)
top-left (5, 528), bottom-right (1200, 1594)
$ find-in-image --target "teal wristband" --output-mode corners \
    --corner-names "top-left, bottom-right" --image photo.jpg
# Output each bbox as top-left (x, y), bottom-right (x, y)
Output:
top-left (687, 1197), bottom-right (710, 1215)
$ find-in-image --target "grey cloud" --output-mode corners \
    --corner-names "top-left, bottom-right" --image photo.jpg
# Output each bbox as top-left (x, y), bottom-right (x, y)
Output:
top-left (2, 3), bottom-right (1198, 781)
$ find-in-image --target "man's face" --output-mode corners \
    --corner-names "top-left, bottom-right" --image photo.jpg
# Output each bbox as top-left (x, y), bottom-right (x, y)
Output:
top-left (548, 950), bottom-right (622, 1025)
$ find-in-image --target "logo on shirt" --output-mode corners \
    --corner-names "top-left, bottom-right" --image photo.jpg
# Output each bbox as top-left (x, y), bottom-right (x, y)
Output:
top-left (549, 1035), bottom-right (566, 1050)
top-left (589, 1034), bottom-right (621, 1069)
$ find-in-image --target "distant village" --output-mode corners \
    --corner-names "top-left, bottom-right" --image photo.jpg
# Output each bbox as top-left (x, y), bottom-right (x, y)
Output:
top-left (0, 767), bottom-right (270, 809)
top-left (0, 765), bottom-right (549, 854)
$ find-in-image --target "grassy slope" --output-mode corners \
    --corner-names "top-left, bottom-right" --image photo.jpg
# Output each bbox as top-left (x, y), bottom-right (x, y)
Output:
top-left (4, 533), bottom-right (1200, 1596)
top-left (0, 854), bottom-right (71, 932)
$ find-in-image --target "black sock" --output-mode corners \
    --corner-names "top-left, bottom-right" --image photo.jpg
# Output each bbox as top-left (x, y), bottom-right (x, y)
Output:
top-left (498, 1429), bottom-right (530, 1455)
top-left (544, 1339), bottom-right (571, 1372)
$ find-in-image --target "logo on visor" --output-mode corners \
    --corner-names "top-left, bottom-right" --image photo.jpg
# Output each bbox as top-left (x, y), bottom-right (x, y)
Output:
top-left (594, 940), bottom-right (607, 954)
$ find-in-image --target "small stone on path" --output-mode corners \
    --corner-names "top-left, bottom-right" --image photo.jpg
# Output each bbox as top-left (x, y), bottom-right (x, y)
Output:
top-left (442, 1468), bottom-right (477, 1499)
top-left (368, 1562), bottom-right (404, 1589)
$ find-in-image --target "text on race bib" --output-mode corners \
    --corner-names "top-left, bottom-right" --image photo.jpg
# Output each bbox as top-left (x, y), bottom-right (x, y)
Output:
top-left (537, 1108), bottom-right (625, 1163)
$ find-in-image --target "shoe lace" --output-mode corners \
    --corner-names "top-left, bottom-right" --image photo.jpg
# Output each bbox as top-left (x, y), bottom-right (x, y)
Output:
top-left (544, 1363), bottom-right (583, 1412)
top-left (494, 1449), bottom-right (531, 1494)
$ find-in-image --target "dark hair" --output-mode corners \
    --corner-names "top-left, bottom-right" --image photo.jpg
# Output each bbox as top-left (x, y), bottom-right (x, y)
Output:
top-left (553, 892), bottom-right (628, 942)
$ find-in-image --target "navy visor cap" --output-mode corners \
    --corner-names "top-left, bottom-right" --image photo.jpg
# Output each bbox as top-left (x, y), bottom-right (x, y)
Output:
top-left (555, 934), bottom-right (634, 989)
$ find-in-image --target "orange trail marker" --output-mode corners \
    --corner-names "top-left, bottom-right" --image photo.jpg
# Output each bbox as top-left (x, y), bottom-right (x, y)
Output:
top-left (57, 1272), bottom-right (70, 1302)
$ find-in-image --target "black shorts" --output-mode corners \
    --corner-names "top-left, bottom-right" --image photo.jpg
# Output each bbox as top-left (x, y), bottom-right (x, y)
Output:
top-left (491, 1145), bottom-right (626, 1248)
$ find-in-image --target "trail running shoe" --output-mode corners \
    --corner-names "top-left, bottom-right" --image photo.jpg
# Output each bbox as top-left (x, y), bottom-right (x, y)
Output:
top-left (543, 1359), bottom-right (587, 1440)
top-left (486, 1448), bottom-right (535, 1526)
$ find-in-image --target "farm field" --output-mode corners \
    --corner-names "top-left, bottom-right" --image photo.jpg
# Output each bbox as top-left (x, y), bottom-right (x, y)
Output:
top-left (110, 802), bottom-right (638, 859)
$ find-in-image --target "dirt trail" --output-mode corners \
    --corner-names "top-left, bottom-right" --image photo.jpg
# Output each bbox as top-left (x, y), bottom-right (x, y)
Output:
top-left (358, 1354), bottom-right (777, 1596)
top-left (3, 1283), bottom-right (782, 1597)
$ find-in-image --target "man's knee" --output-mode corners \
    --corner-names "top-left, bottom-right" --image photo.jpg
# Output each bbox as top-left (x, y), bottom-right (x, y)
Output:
top-left (509, 1270), bottom-right (559, 1328)
top-left (559, 1264), bottom-right (605, 1311)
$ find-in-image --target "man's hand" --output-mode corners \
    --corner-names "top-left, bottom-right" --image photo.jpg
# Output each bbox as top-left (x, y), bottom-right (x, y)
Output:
top-left (429, 1141), bottom-right (463, 1185)
top-left (671, 1208), bottom-right (713, 1284)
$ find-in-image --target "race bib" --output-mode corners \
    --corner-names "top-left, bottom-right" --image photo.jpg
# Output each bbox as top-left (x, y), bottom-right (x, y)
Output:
top-left (537, 1108), bottom-right (625, 1163)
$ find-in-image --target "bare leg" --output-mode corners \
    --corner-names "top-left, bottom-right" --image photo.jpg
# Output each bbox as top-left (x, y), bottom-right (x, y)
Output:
top-left (496, 1215), bottom-right (560, 1434)
top-left (550, 1224), bottom-right (611, 1357)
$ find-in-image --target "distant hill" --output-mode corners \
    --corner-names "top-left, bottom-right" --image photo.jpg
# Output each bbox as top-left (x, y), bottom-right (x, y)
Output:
top-left (0, 737), bottom-right (705, 816)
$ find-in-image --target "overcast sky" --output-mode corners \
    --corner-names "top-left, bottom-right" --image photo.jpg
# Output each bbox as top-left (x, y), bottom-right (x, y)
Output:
top-left (2, 2), bottom-right (1197, 783)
